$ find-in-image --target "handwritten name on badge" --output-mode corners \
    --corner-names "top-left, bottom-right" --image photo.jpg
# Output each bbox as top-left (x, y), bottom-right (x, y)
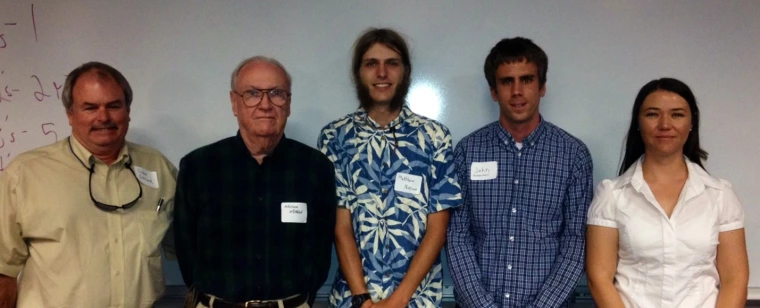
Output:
top-left (394, 172), bottom-right (422, 195)
top-left (134, 166), bottom-right (159, 188)
top-left (470, 161), bottom-right (497, 180)
top-left (281, 202), bottom-right (307, 223)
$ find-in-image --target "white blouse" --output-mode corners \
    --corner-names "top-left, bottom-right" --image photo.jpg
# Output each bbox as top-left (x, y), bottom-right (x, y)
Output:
top-left (587, 157), bottom-right (744, 307)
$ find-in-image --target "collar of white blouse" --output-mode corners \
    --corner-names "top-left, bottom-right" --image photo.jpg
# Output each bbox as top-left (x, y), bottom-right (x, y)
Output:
top-left (617, 156), bottom-right (722, 223)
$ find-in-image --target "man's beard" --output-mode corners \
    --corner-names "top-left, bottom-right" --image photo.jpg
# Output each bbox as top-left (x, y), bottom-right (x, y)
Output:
top-left (356, 77), bottom-right (411, 112)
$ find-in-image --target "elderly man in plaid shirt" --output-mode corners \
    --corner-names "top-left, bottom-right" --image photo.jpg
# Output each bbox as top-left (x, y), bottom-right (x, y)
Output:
top-left (446, 37), bottom-right (594, 308)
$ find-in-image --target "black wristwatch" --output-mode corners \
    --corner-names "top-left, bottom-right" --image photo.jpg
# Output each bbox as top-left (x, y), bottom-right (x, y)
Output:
top-left (351, 293), bottom-right (371, 308)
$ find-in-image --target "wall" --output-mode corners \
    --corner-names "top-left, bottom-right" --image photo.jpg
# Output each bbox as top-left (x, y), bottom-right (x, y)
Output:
top-left (1, 0), bottom-right (758, 299)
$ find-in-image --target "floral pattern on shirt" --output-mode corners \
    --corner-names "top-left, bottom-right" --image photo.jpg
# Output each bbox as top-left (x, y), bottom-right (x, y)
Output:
top-left (318, 105), bottom-right (462, 308)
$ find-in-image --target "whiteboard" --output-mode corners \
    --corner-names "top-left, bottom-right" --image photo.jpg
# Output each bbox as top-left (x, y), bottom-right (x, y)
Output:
top-left (1, 0), bottom-right (758, 298)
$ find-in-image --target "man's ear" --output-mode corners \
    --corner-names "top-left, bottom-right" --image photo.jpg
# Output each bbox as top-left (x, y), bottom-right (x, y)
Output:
top-left (230, 91), bottom-right (239, 116)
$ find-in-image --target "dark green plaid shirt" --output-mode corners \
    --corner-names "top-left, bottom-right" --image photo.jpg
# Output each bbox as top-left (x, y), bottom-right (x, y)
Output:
top-left (174, 133), bottom-right (336, 302)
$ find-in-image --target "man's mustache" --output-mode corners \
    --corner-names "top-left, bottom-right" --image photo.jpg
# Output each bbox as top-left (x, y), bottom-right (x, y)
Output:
top-left (91, 122), bottom-right (118, 130)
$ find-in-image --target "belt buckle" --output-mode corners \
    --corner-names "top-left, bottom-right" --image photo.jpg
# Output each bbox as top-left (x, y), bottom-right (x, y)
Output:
top-left (244, 300), bottom-right (267, 308)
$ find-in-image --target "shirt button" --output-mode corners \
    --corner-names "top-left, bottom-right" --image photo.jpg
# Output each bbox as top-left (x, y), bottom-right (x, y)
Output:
top-left (115, 271), bottom-right (120, 276)
top-left (511, 208), bottom-right (517, 213)
top-left (382, 189), bottom-right (388, 194)
top-left (504, 293), bottom-right (510, 298)
top-left (507, 264), bottom-right (512, 270)
top-left (385, 272), bottom-right (391, 277)
top-left (385, 244), bottom-right (390, 249)
top-left (509, 236), bottom-right (515, 241)
top-left (517, 152), bottom-right (521, 157)
top-left (257, 196), bottom-right (263, 201)
top-left (531, 142), bottom-right (535, 146)
top-left (513, 179), bottom-right (519, 184)
top-left (114, 238), bottom-right (119, 243)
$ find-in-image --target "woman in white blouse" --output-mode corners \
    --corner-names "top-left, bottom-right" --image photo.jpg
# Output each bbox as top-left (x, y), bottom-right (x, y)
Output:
top-left (585, 78), bottom-right (749, 307)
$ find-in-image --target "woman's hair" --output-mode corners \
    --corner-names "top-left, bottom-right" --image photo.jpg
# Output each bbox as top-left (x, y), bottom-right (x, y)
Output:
top-left (619, 77), bottom-right (708, 175)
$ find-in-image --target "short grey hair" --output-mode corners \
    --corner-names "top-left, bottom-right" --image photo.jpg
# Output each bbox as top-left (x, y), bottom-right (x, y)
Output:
top-left (230, 56), bottom-right (292, 91)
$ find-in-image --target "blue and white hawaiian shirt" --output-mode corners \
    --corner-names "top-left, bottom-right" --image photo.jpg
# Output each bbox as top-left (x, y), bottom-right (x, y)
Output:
top-left (318, 105), bottom-right (462, 308)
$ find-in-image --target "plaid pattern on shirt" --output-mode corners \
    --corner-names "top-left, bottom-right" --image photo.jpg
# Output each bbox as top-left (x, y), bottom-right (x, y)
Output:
top-left (174, 133), bottom-right (337, 302)
top-left (446, 119), bottom-right (593, 308)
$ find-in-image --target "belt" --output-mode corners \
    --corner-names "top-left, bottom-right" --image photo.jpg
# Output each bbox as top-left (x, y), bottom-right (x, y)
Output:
top-left (198, 293), bottom-right (308, 308)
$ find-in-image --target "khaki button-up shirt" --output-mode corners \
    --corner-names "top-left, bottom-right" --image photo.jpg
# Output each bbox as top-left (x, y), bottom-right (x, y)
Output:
top-left (0, 137), bottom-right (177, 308)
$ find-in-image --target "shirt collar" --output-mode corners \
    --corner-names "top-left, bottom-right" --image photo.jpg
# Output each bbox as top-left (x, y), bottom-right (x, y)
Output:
top-left (621, 156), bottom-right (644, 191)
top-left (683, 157), bottom-right (721, 191)
top-left (493, 115), bottom-right (547, 149)
top-left (233, 131), bottom-right (288, 160)
top-left (352, 104), bottom-right (414, 129)
top-left (68, 136), bottom-right (130, 167)
top-left (619, 155), bottom-right (721, 194)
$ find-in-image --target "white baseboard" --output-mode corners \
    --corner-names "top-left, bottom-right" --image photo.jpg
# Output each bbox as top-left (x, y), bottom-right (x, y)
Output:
top-left (749, 287), bottom-right (760, 300)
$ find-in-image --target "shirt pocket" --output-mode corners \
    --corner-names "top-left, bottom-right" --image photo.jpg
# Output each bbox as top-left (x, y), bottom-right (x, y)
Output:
top-left (521, 196), bottom-right (563, 240)
top-left (467, 178), bottom-right (502, 233)
top-left (391, 172), bottom-right (429, 213)
top-left (135, 210), bottom-right (171, 258)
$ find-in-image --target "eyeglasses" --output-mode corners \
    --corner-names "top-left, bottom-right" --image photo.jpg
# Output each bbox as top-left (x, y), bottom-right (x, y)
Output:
top-left (233, 88), bottom-right (291, 107)
top-left (68, 137), bottom-right (143, 212)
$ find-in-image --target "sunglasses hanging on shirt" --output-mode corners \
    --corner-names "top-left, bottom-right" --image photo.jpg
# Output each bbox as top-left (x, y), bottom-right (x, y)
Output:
top-left (68, 137), bottom-right (143, 212)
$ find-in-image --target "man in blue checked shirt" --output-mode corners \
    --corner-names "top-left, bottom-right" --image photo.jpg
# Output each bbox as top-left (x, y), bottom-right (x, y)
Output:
top-left (446, 37), bottom-right (594, 308)
top-left (318, 28), bottom-right (462, 308)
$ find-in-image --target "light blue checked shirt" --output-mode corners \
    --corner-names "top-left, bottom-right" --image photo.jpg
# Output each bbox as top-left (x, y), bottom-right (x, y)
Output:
top-left (446, 119), bottom-right (593, 308)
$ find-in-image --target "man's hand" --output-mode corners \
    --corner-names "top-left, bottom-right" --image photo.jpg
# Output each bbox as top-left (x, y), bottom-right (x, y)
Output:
top-left (0, 274), bottom-right (18, 308)
top-left (360, 300), bottom-right (373, 308)
top-left (370, 294), bottom-right (409, 308)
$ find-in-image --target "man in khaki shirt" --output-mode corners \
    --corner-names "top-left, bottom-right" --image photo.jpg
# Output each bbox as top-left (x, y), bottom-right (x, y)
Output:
top-left (0, 62), bottom-right (177, 308)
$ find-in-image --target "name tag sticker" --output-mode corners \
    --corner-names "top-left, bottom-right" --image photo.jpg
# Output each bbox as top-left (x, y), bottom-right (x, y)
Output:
top-left (471, 161), bottom-right (497, 181)
top-left (281, 202), bottom-right (307, 223)
top-left (134, 166), bottom-right (159, 188)
top-left (394, 172), bottom-right (422, 195)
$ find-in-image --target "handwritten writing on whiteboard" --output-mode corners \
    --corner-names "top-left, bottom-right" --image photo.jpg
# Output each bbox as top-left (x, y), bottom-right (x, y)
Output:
top-left (0, 71), bottom-right (64, 103)
top-left (0, 115), bottom-right (59, 171)
top-left (0, 3), bottom-right (38, 49)
top-left (0, 3), bottom-right (64, 172)
top-left (0, 68), bottom-right (63, 170)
